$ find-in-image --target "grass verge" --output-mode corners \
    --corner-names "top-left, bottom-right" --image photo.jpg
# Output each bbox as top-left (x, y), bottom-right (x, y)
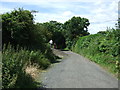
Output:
top-left (72, 29), bottom-right (120, 79)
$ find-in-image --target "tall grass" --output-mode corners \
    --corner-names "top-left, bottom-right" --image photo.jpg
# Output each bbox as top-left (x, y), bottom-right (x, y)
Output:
top-left (2, 44), bottom-right (52, 88)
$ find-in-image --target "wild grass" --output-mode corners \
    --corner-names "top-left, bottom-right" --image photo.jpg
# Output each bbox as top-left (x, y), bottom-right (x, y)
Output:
top-left (2, 44), bottom-right (54, 88)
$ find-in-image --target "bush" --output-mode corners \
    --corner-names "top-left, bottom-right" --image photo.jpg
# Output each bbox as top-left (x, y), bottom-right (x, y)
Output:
top-left (73, 29), bottom-right (120, 77)
top-left (2, 8), bottom-right (57, 88)
top-left (2, 44), bottom-right (51, 88)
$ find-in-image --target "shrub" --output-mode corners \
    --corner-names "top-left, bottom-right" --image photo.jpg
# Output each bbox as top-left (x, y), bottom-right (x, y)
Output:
top-left (2, 44), bottom-right (51, 88)
top-left (73, 29), bottom-right (120, 77)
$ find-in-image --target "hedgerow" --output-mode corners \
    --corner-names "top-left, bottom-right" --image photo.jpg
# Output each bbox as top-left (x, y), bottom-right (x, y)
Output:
top-left (73, 29), bottom-right (120, 77)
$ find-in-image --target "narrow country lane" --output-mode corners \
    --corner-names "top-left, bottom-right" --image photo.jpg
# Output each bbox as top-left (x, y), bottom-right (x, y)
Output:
top-left (40, 50), bottom-right (118, 88)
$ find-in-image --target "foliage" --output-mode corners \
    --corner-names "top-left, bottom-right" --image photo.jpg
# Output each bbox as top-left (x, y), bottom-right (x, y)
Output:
top-left (35, 23), bottom-right (52, 43)
top-left (42, 21), bottom-right (66, 49)
top-left (73, 29), bottom-right (120, 77)
top-left (2, 8), bottom-right (91, 88)
top-left (2, 44), bottom-right (51, 88)
top-left (2, 8), bottom-right (57, 60)
top-left (63, 16), bottom-right (90, 49)
top-left (33, 17), bottom-right (90, 49)
top-left (2, 8), bottom-right (34, 47)
top-left (2, 8), bottom-right (57, 88)
top-left (2, 8), bottom-right (45, 52)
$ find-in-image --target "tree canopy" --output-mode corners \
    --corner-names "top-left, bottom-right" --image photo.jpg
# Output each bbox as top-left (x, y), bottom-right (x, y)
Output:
top-left (63, 16), bottom-right (90, 49)
top-left (42, 21), bottom-right (66, 49)
top-left (2, 8), bottom-right (34, 46)
top-left (2, 8), bottom-right (90, 50)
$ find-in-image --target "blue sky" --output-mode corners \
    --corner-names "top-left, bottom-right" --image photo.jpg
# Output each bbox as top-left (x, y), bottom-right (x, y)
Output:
top-left (0, 0), bottom-right (119, 34)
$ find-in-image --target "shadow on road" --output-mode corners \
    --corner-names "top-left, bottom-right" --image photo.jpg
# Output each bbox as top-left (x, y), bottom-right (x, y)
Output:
top-left (51, 59), bottom-right (61, 64)
top-left (61, 49), bottom-right (69, 51)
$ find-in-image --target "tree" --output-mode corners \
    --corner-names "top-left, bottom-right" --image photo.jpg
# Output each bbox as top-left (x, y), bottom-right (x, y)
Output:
top-left (2, 8), bottom-right (34, 47)
top-left (35, 23), bottom-right (52, 43)
top-left (43, 21), bottom-right (66, 49)
top-left (63, 16), bottom-right (90, 49)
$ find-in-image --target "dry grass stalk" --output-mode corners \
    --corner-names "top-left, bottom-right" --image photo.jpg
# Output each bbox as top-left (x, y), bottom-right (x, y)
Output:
top-left (25, 63), bottom-right (40, 79)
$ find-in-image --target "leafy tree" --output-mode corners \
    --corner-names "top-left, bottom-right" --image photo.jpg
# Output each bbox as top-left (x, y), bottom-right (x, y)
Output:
top-left (43, 21), bottom-right (66, 49)
top-left (63, 16), bottom-right (90, 49)
top-left (35, 23), bottom-right (52, 43)
top-left (52, 31), bottom-right (66, 49)
top-left (2, 8), bottom-right (34, 47)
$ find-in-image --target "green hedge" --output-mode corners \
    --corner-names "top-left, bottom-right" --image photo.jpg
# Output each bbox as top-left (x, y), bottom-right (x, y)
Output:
top-left (73, 29), bottom-right (120, 77)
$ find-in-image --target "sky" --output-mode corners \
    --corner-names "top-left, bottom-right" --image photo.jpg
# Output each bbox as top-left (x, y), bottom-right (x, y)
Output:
top-left (0, 0), bottom-right (119, 34)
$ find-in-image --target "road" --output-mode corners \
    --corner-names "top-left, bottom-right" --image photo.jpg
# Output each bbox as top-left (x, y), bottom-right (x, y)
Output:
top-left (40, 50), bottom-right (118, 88)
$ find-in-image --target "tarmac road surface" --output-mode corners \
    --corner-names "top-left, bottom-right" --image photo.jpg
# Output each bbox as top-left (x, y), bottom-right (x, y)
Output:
top-left (40, 50), bottom-right (118, 88)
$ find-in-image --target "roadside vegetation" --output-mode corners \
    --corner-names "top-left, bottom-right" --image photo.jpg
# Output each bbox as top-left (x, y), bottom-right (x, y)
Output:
top-left (72, 29), bottom-right (120, 78)
top-left (2, 44), bottom-right (50, 88)
top-left (2, 8), bottom-right (56, 88)
top-left (2, 7), bottom-right (119, 88)
top-left (2, 8), bottom-right (90, 88)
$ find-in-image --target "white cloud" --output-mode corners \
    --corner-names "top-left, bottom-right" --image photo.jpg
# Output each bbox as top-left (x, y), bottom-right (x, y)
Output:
top-left (86, 1), bottom-right (118, 33)
top-left (0, 5), bottom-right (13, 14)
top-left (0, 0), bottom-right (119, 2)
top-left (62, 11), bottom-right (73, 16)
top-left (88, 23), bottom-right (115, 34)
top-left (34, 12), bottom-right (73, 23)
top-left (1, 0), bottom-right (119, 34)
top-left (94, 0), bottom-right (103, 5)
